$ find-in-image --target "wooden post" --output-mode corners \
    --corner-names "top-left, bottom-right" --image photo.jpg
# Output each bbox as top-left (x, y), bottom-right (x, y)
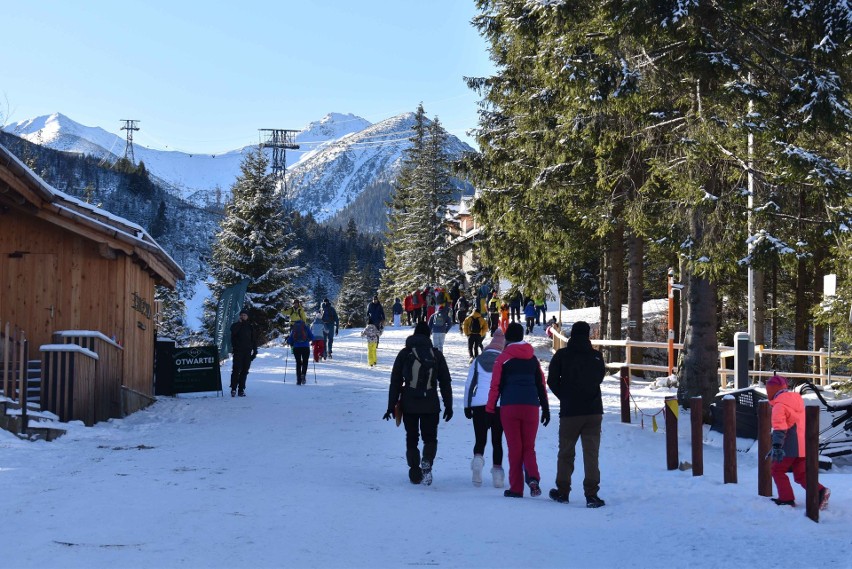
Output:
top-left (2, 322), bottom-right (9, 397)
top-left (620, 366), bottom-right (630, 424)
top-left (757, 400), bottom-right (772, 497)
top-left (805, 404), bottom-right (820, 522)
top-left (723, 396), bottom-right (737, 484)
top-left (690, 396), bottom-right (703, 477)
top-left (667, 269), bottom-right (675, 375)
top-left (665, 396), bottom-right (678, 470)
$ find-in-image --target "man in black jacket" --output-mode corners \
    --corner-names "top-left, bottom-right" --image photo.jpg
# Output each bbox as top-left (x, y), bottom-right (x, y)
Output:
top-left (230, 309), bottom-right (258, 397)
top-left (546, 321), bottom-right (606, 507)
top-left (383, 323), bottom-right (453, 485)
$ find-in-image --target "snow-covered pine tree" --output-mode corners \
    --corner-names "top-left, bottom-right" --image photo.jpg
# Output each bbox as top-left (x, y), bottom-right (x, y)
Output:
top-left (337, 254), bottom-right (372, 328)
top-left (155, 284), bottom-right (189, 344)
top-left (381, 104), bottom-right (458, 300)
top-left (204, 146), bottom-right (304, 343)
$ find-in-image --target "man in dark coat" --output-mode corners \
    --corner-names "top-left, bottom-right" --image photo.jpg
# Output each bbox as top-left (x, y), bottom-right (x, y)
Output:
top-left (383, 322), bottom-right (453, 486)
top-left (546, 321), bottom-right (606, 507)
top-left (367, 295), bottom-right (386, 328)
top-left (320, 298), bottom-right (339, 359)
top-left (229, 309), bottom-right (258, 397)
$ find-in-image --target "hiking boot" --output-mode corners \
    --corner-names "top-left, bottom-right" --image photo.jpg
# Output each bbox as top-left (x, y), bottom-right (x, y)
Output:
top-left (771, 498), bottom-right (795, 507)
top-left (491, 466), bottom-right (505, 488)
top-left (586, 495), bottom-right (605, 508)
top-left (408, 466), bottom-right (423, 484)
top-left (471, 455), bottom-right (485, 487)
top-left (549, 489), bottom-right (569, 503)
top-left (237, 390), bottom-right (246, 397)
top-left (819, 488), bottom-right (830, 511)
top-left (528, 479), bottom-right (542, 497)
top-left (503, 489), bottom-right (523, 498)
top-left (230, 389), bottom-right (236, 397)
top-left (420, 460), bottom-right (433, 486)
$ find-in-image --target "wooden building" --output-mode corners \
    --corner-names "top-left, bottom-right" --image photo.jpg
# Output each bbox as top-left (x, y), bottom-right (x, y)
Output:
top-left (0, 143), bottom-right (184, 417)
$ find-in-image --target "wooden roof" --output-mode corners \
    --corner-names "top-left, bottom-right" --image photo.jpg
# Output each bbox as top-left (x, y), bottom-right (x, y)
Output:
top-left (0, 143), bottom-right (184, 287)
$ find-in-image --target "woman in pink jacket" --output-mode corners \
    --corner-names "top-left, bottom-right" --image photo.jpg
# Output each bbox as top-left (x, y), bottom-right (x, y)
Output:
top-left (766, 375), bottom-right (830, 509)
top-left (486, 323), bottom-right (550, 498)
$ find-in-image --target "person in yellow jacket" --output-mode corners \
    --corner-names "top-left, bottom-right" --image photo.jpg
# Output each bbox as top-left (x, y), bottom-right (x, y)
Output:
top-left (463, 309), bottom-right (489, 362)
top-left (282, 298), bottom-right (308, 327)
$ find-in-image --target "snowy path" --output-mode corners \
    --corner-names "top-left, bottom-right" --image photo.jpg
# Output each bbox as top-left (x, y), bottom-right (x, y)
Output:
top-left (1, 323), bottom-right (849, 568)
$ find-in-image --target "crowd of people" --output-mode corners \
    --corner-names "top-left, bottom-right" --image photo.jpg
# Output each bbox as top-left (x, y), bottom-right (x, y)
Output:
top-left (229, 285), bottom-right (829, 512)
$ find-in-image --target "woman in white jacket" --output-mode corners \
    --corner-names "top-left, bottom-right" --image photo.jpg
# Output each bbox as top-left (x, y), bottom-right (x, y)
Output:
top-left (463, 328), bottom-right (506, 487)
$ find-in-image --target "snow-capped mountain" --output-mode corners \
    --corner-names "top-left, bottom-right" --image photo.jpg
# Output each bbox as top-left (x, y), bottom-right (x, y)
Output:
top-left (285, 112), bottom-right (474, 220)
top-left (3, 111), bottom-right (474, 221)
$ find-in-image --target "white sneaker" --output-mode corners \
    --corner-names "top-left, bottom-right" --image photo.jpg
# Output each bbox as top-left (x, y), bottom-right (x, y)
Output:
top-left (491, 466), bottom-right (505, 488)
top-left (471, 455), bottom-right (485, 487)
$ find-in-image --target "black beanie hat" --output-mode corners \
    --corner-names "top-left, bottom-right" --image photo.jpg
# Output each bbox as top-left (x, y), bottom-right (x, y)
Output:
top-left (505, 322), bottom-right (524, 343)
top-left (414, 322), bottom-right (431, 336)
top-left (570, 321), bottom-right (591, 339)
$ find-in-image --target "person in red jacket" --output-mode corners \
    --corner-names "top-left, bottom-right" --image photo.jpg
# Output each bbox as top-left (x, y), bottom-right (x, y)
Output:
top-left (486, 322), bottom-right (550, 498)
top-left (766, 375), bottom-right (830, 509)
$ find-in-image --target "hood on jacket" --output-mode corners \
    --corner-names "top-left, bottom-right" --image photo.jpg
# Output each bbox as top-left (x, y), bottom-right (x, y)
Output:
top-left (501, 341), bottom-right (535, 360)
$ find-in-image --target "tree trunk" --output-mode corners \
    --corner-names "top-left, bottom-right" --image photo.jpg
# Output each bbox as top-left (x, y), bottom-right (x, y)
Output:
top-left (753, 269), bottom-right (765, 347)
top-left (793, 257), bottom-right (809, 373)
top-left (627, 231), bottom-right (644, 376)
top-left (599, 249), bottom-right (608, 343)
top-left (608, 220), bottom-right (625, 343)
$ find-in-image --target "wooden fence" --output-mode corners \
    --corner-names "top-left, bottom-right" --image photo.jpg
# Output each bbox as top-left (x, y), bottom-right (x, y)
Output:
top-left (551, 329), bottom-right (850, 387)
top-left (53, 331), bottom-right (124, 422)
top-left (40, 344), bottom-right (98, 426)
top-left (1, 321), bottom-right (28, 409)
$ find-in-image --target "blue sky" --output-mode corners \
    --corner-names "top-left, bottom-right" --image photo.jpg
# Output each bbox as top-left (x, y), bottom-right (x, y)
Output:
top-left (1, 1), bottom-right (494, 153)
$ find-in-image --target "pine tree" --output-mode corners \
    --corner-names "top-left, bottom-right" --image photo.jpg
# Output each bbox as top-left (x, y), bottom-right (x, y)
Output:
top-left (155, 285), bottom-right (189, 343)
top-left (381, 104), bottom-right (459, 300)
top-left (337, 254), bottom-right (371, 328)
top-left (205, 146), bottom-right (304, 343)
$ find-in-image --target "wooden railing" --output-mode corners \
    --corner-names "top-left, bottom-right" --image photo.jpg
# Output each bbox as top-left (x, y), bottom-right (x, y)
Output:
top-left (1, 321), bottom-right (29, 413)
top-left (40, 344), bottom-right (97, 426)
top-left (551, 329), bottom-right (849, 387)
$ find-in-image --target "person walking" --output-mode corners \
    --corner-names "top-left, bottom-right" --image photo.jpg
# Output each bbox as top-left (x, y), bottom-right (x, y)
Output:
top-left (367, 295), bottom-right (386, 330)
top-left (463, 308), bottom-right (488, 361)
top-left (509, 290), bottom-right (523, 323)
top-left (404, 293), bottom-right (414, 326)
top-left (486, 323), bottom-right (550, 498)
top-left (229, 309), bottom-right (258, 397)
top-left (546, 321), bottom-right (607, 508)
top-left (282, 298), bottom-right (308, 326)
top-left (534, 294), bottom-right (547, 327)
top-left (286, 318), bottom-right (313, 385)
top-left (499, 302), bottom-right (510, 333)
top-left (524, 300), bottom-right (537, 334)
top-left (455, 295), bottom-right (470, 334)
top-left (464, 329), bottom-right (506, 488)
top-left (428, 303), bottom-right (452, 352)
top-left (765, 375), bottom-right (830, 509)
top-left (383, 322), bottom-right (453, 485)
top-left (487, 291), bottom-right (500, 337)
top-left (361, 323), bottom-right (381, 367)
top-left (310, 313), bottom-right (326, 363)
top-left (320, 298), bottom-right (340, 360)
top-left (392, 297), bottom-right (404, 327)
top-left (410, 289), bottom-right (423, 325)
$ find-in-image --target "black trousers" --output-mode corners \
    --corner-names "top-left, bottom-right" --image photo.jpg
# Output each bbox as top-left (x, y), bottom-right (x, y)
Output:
top-left (230, 350), bottom-right (252, 391)
top-left (468, 334), bottom-right (483, 358)
top-left (403, 412), bottom-right (439, 467)
top-left (472, 406), bottom-right (503, 465)
top-left (510, 306), bottom-right (520, 322)
top-left (293, 346), bottom-right (310, 380)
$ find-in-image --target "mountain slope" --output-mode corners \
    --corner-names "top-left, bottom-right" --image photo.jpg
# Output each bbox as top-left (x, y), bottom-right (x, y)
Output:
top-left (286, 112), bottom-right (474, 221)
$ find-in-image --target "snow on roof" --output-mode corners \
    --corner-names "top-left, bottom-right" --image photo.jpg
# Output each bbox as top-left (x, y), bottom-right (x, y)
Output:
top-left (0, 142), bottom-right (184, 281)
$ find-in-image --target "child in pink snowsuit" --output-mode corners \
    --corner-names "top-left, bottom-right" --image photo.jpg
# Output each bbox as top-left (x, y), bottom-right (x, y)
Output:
top-left (486, 322), bottom-right (550, 498)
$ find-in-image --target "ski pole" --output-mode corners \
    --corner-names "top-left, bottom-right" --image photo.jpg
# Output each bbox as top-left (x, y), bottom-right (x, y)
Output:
top-left (284, 347), bottom-right (289, 383)
top-left (313, 358), bottom-right (317, 384)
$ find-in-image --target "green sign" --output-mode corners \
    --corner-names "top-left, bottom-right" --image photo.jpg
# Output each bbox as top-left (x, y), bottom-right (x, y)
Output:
top-left (214, 279), bottom-right (250, 360)
top-left (172, 345), bottom-right (222, 394)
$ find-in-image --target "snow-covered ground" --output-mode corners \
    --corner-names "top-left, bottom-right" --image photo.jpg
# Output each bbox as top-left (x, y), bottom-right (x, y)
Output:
top-left (2, 313), bottom-right (850, 568)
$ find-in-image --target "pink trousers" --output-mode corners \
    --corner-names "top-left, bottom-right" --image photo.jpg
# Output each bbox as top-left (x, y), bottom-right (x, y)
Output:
top-left (501, 405), bottom-right (541, 495)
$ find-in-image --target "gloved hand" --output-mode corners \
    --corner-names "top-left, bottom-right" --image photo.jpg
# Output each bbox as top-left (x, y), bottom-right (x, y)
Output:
top-left (540, 408), bottom-right (550, 427)
top-left (383, 409), bottom-right (394, 421)
top-left (251, 351), bottom-right (257, 361)
top-left (443, 408), bottom-right (453, 422)
top-left (464, 407), bottom-right (473, 420)
top-left (768, 444), bottom-right (785, 463)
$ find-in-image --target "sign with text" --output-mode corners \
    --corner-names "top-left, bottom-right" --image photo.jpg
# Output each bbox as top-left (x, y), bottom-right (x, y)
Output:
top-left (171, 345), bottom-right (222, 394)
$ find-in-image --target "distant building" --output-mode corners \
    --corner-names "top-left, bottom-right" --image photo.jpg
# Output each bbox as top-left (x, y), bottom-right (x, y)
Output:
top-left (447, 193), bottom-right (480, 280)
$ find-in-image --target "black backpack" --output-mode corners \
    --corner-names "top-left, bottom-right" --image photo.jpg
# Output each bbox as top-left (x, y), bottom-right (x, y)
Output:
top-left (469, 317), bottom-right (481, 335)
top-left (404, 347), bottom-right (436, 399)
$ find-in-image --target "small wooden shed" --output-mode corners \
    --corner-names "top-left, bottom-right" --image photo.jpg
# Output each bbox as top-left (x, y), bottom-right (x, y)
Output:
top-left (0, 143), bottom-right (184, 419)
